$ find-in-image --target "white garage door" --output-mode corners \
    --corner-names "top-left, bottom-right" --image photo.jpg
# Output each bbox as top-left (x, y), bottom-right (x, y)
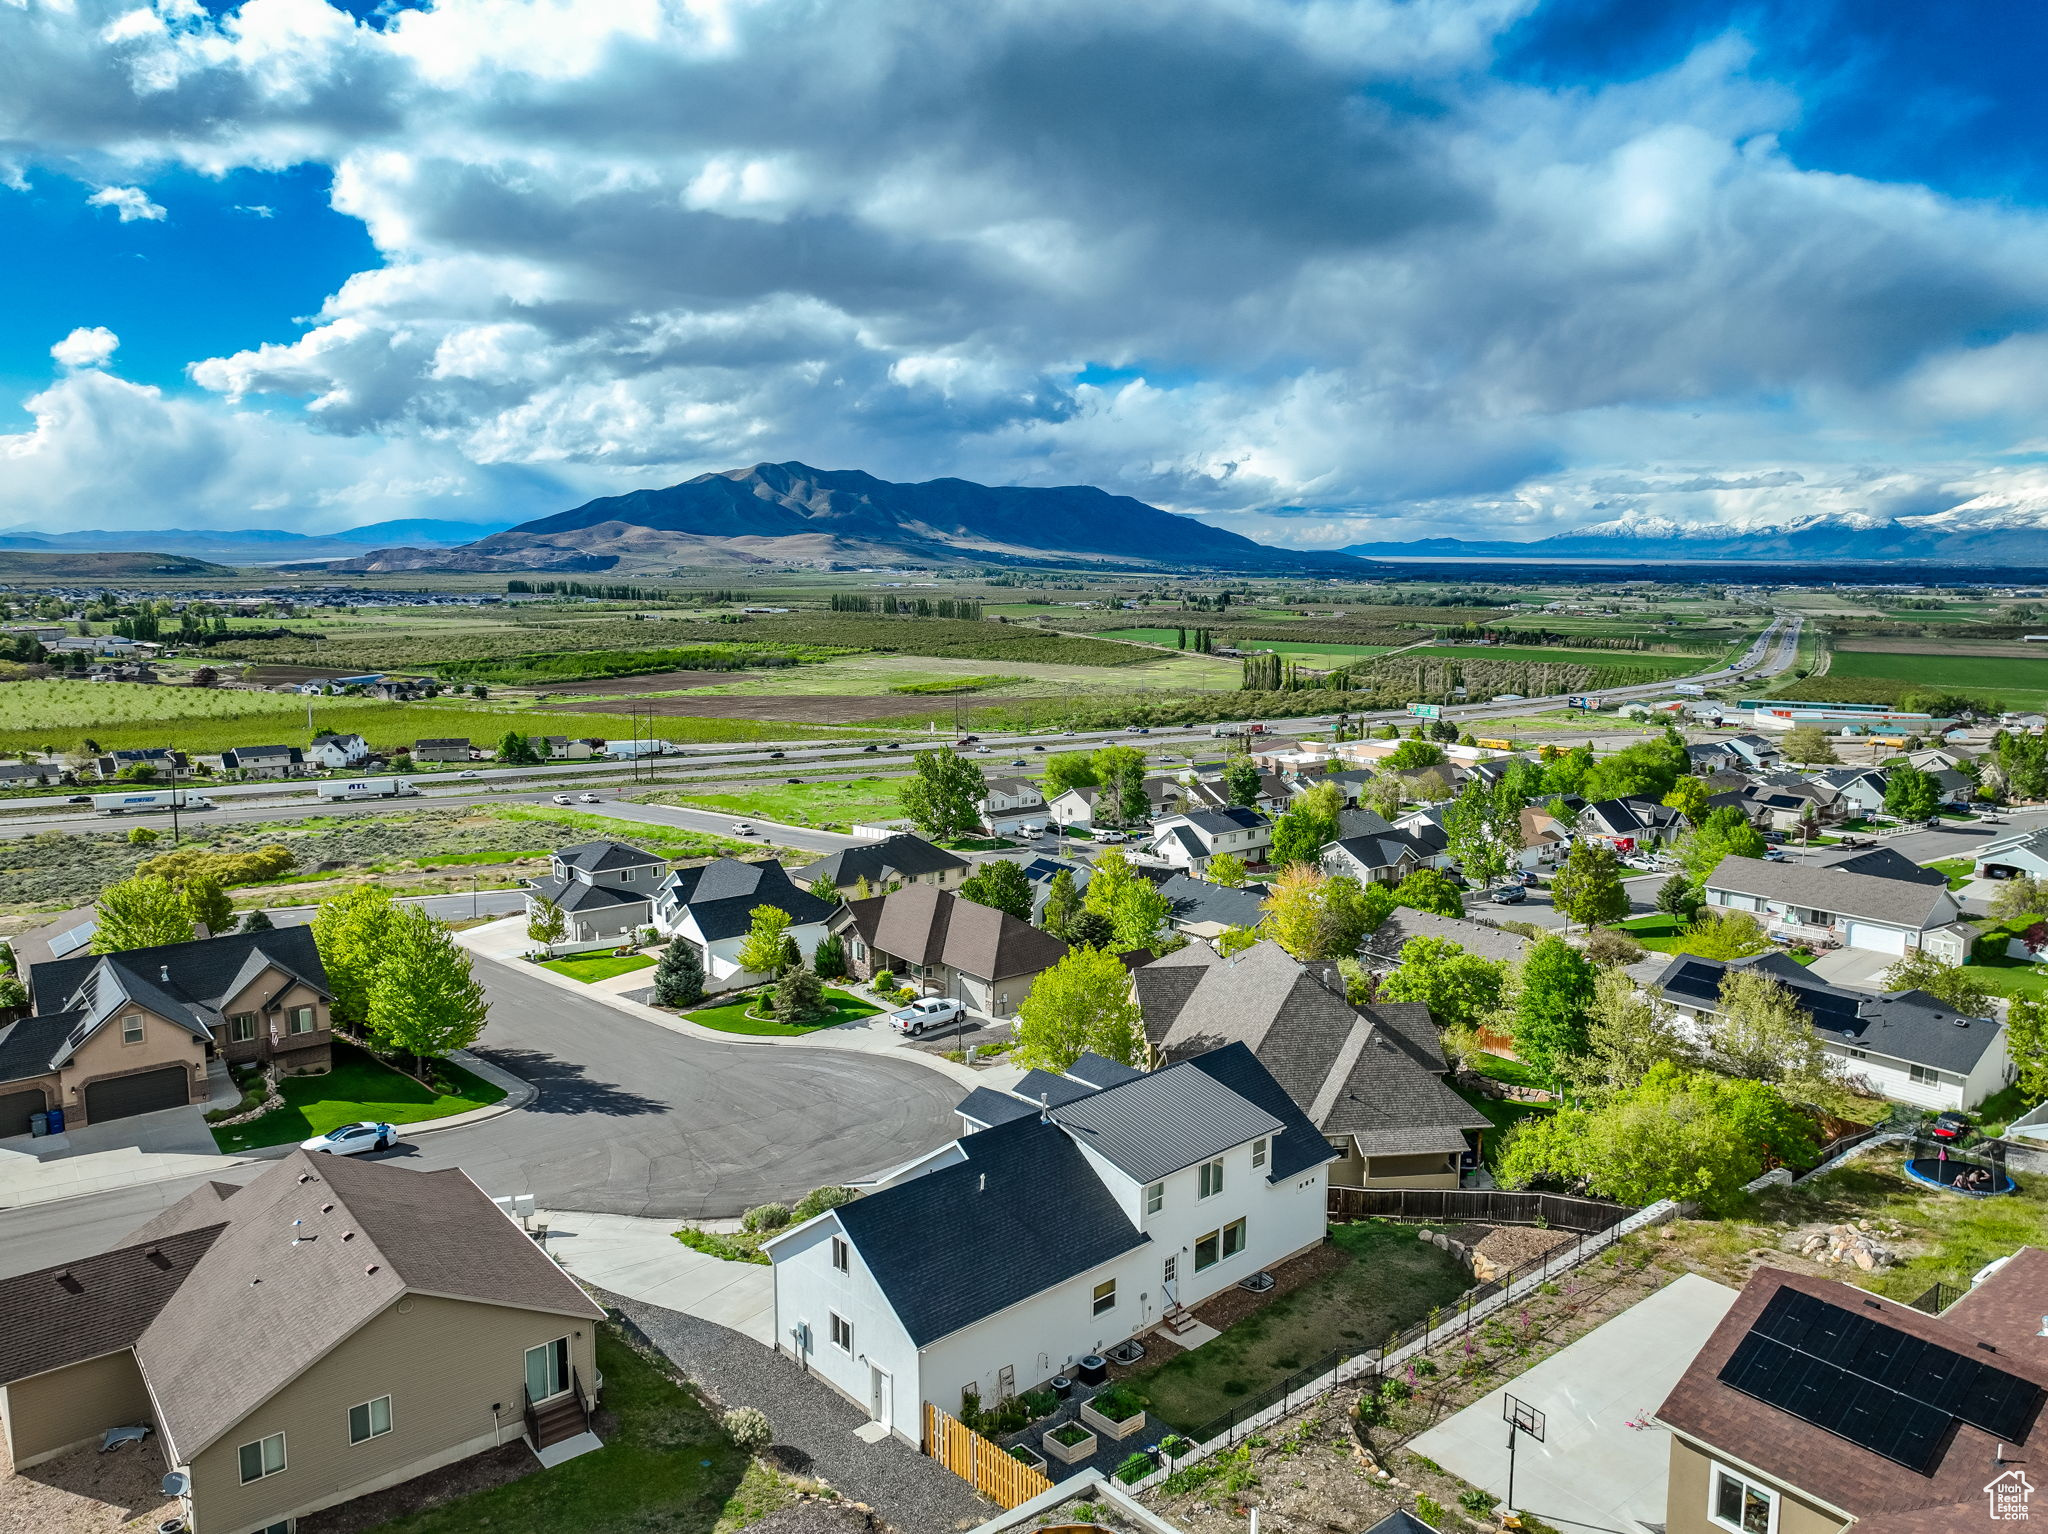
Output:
top-left (1844, 922), bottom-right (1909, 956)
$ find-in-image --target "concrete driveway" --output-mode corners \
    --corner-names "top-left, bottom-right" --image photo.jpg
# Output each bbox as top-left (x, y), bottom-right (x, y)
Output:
top-left (1805, 946), bottom-right (1901, 991)
top-left (1410, 1273), bottom-right (1739, 1534)
top-left (539, 1209), bottom-right (775, 1344)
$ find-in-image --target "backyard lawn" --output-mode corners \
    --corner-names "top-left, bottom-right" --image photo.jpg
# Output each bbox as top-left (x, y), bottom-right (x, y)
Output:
top-left (1927, 857), bottom-right (1974, 888)
top-left (685, 987), bottom-right (883, 1037)
top-left (1970, 957), bottom-right (2048, 999)
top-left (1124, 1220), bottom-right (1472, 1434)
top-left (211, 1042), bottom-right (505, 1152)
top-left (1454, 1084), bottom-right (1554, 1170)
top-left (1616, 913), bottom-right (1683, 952)
top-left (361, 1327), bottom-right (803, 1534)
top-left (543, 952), bottom-right (658, 983)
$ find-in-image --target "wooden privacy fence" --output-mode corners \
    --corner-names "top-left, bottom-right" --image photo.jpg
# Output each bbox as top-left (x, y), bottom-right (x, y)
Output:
top-left (1327, 1185), bottom-right (1632, 1232)
top-left (924, 1402), bottom-right (1054, 1509)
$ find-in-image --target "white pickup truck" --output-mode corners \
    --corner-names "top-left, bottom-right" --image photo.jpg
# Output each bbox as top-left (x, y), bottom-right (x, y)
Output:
top-left (92, 790), bottom-right (216, 815)
top-left (315, 777), bottom-right (420, 801)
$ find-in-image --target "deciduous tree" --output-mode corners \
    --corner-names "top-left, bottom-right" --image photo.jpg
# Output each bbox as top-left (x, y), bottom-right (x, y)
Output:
top-left (313, 886), bottom-right (405, 1026)
top-left (1884, 763), bottom-right (1942, 822)
top-left (1709, 968), bottom-right (1856, 1113)
top-left (959, 859), bottom-right (1033, 922)
top-left (92, 874), bottom-right (195, 954)
top-left (1012, 947), bottom-right (1146, 1069)
top-left (899, 747), bottom-right (987, 840)
top-left (526, 895), bottom-right (567, 949)
top-left (1512, 935), bottom-right (1597, 1085)
top-left (1571, 966), bottom-right (1696, 1091)
top-left (1206, 852), bottom-right (1248, 888)
top-left (1391, 867), bottom-right (1463, 919)
top-left (737, 904), bottom-right (795, 976)
top-left (1880, 949), bottom-right (1998, 1014)
top-left (180, 875), bottom-right (234, 937)
top-left (2006, 994), bottom-right (2048, 1102)
top-left (1550, 841), bottom-right (1630, 928)
top-left (1676, 806), bottom-right (1767, 884)
top-left (1676, 911), bottom-right (1771, 960)
top-left (1661, 777), bottom-right (1710, 824)
top-left (1223, 756), bottom-right (1263, 808)
top-left (366, 907), bottom-right (489, 1071)
top-left (1378, 936), bottom-right (1509, 1031)
top-left (1782, 726), bottom-right (1839, 765)
top-left (1041, 751), bottom-right (1100, 799)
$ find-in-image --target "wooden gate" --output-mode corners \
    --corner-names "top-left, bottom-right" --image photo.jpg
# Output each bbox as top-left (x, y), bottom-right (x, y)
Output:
top-left (923, 1402), bottom-right (1054, 1509)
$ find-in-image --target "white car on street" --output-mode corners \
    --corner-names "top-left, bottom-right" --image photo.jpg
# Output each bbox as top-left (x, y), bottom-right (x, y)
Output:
top-left (552, 794), bottom-right (573, 805)
top-left (579, 793), bottom-right (602, 804)
top-left (888, 997), bottom-right (966, 1035)
top-left (302, 1121), bottom-right (395, 1156)
top-left (731, 821), bottom-right (755, 836)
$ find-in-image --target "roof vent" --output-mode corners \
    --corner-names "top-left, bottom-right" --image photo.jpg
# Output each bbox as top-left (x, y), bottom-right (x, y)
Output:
top-left (322, 1203), bottom-right (334, 1213)
top-left (342, 1230), bottom-right (355, 1241)
top-left (1039, 1092), bottom-right (1051, 1124)
top-left (250, 1277), bottom-right (262, 1286)
top-left (979, 1173), bottom-right (986, 1193)
top-left (54, 1270), bottom-right (81, 1295)
top-left (365, 1263), bottom-right (380, 1275)
top-left (159, 965), bottom-right (169, 983)
top-left (1980, 1340), bottom-right (2001, 1353)
top-left (144, 1247), bottom-right (171, 1272)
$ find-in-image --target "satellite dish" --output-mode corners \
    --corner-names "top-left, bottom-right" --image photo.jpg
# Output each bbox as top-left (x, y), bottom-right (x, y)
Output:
top-left (161, 1471), bottom-right (189, 1497)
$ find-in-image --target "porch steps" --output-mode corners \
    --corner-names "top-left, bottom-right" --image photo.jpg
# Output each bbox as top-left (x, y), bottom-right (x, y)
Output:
top-left (1161, 1304), bottom-right (1202, 1337)
top-left (531, 1394), bottom-right (591, 1450)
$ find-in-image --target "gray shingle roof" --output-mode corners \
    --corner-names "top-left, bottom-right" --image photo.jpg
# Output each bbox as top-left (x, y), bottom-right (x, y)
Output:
top-left (1155, 873), bottom-right (1267, 932)
top-left (1706, 855), bottom-right (1956, 929)
top-left (1050, 1062), bottom-right (1283, 1182)
top-left (1363, 908), bottom-right (1532, 967)
top-left (554, 839), bottom-right (664, 873)
top-left (659, 857), bottom-right (836, 941)
top-left (0, 1225), bottom-right (223, 1388)
top-left (794, 834), bottom-right (969, 886)
top-left (526, 872), bottom-right (651, 914)
top-left (1800, 846), bottom-right (1947, 886)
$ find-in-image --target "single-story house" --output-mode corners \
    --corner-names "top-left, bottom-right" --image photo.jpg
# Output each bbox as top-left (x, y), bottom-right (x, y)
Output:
top-left (524, 839), bottom-right (666, 947)
top-left (1703, 855), bottom-right (1964, 957)
top-left (831, 884), bottom-right (1067, 1018)
top-left (654, 857), bottom-right (838, 987)
top-left (1656, 951), bottom-right (2011, 1110)
top-left (1143, 806), bottom-right (1272, 875)
top-left (220, 744), bottom-right (306, 779)
top-left (1136, 939), bottom-right (1490, 1188)
top-left (412, 738), bottom-right (475, 763)
top-left (1575, 795), bottom-right (1685, 850)
top-left (977, 777), bottom-right (1047, 835)
top-left (792, 833), bottom-right (969, 896)
top-left (93, 748), bottom-right (187, 781)
top-left (1654, 1258), bottom-right (2048, 1534)
top-left (1975, 827), bottom-right (2048, 882)
top-left (1154, 872), bottom-right (1268, 940)
top-left (0, 1153), bottom-right (606, 1532)
top-left (307, 732), bottom-right (370, 770)
top-left (1800, 845), bottom-right (1947, 886)
top-left (765, 1041), bottom-right (1334, 1443)
top-left (3, 927), bottom-right (336, 1139)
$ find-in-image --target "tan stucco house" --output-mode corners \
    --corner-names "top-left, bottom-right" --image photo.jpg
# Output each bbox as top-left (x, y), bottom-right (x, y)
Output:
top-left (0, 928), bottom-right (337, 1139)
top-left (0, 1152), bottom-right (607, 1534)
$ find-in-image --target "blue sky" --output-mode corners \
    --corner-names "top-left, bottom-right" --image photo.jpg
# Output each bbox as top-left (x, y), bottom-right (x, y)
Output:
top-left (1, 0), bottom-right (2046, 545)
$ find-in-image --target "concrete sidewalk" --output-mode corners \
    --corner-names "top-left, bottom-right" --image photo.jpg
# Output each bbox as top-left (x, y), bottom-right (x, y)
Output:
top-left (540, 1209), bottom-right (775, 1344)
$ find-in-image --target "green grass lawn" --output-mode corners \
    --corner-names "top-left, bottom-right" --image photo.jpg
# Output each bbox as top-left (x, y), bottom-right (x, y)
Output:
top-left (685, 986), bottom-right (883, 1036)
top-left (1466, 1053), bottom-right (1550, 1093)
top-left (362, 1327), bottom-right (802, 1534)
top-left (1825, 649), bottom-right (2048, 711)
top-left (1454, 1084), bottom-right (1555, 1170)
top-left (543, 952), bottom-right (658, 983)
top-left (1927, 857), bottom-right (1975, 888)
top-left (211, 1041), bottom-right (506, 1152)
top-left (1617, 913), bottom-right (1685, 952)
top-left (661, 776), bottom-right (906, 831)
top-left (1969, 956), bottom-right (2048, 999)
top-left (1123, 1221), bottom-right (1472, 1433)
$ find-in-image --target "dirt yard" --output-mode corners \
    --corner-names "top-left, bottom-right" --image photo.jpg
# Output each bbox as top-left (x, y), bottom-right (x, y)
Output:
top-left (0, 1433), bottom-right (177, 1534)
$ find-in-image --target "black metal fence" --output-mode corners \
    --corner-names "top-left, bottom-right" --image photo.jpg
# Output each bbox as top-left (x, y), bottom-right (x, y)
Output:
top-left (1177, 1219), bottom-right (1632, 1450)
top-left (1327, 1186), bottom-right (1633, 1232)
top-left (1908, 1282), bottom-right (1959, 1316)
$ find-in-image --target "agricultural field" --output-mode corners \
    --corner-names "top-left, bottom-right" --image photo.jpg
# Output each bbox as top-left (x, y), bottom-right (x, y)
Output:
top-left (1408, 643), bottom-right (1712, 676)
top-left (1824, 649), bottom-right (2048, 710)
top-left (646, 775), bottom-right (906, 831)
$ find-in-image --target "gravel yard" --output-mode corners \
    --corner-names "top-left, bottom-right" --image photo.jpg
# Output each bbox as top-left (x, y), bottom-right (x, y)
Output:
top-left (0, 1433), bottom-right (176, 1534)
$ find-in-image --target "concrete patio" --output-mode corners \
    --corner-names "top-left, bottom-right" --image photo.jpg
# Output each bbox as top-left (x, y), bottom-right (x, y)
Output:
top-left (1408, 1273), bottom-right (1738, 1534)
top-left (536, 1208), bottom-right (775, 1344)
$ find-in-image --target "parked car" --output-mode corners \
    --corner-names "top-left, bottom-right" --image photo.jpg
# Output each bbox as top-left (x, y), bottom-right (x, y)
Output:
top-left (1096, 829), bottom-right (1128, 843)
top-left (1517, 870), bottom-right (1541, 886)
top-left (1931, 1112), bottom-right (1971, 1142)
top-left (889, 997), bottom-right (965, 1035)
top-left (731, 821), bottom-right (755, 836)
top-left (1489, 885), bottom-right (1526, 905)
top-left (302, 1121), bottom-right (395, 1156)
top-left (1764, 848), bottom-right (1791, 861)
top-left (1760, 830), bottom-right (1787, 844)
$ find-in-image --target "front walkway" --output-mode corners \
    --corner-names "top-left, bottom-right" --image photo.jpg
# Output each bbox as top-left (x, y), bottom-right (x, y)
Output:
top-left (541, 1209), bottom-right (775, 1343)
top-left (605, 1291), bottom-right (992, 1533)
top-left (1408, 1272), bottom-right (1738, 1534)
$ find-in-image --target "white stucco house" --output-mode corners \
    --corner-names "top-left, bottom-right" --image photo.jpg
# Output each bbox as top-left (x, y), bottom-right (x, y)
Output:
top-left (1656, 952), bottom-right (2012, 1111)
top-left (1702, 856), bottom-right (1965, 958)
top-left (765, 1044), bottom-right (1336, 1443)
top-left (653, 856), bottom-right (838, 988)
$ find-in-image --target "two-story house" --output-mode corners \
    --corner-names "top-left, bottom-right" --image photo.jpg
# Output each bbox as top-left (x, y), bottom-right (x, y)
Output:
top-left (220, 744), bottom-right (306, 779)
top-left (830, 884), bottom-right (1067, 1018)
top-left (1575, 795), bottom-right (1684, 851)
top-left (765, 1042), bottom-right (1334, 1443)
top-left (1811, 765), bottom-right (1889, 819)
top-left (93, 748), bottom-right (187, 781)
top-left (308, 732), bottom-right (371, 770)
top-left (0, 1153), bottom-right (607, 1532)
top-left (1656, 950), bottom-right (2011, 1110)
top-left (1318, 808), bottom-right (1430, 885)
top-left (1702, 855), bottom-right (1966, 957)
top-left (1722, 732), bottom-right (1782, 770)
top-left (412, 738), bottom-right (475, 763)
top-left (523, 840), bottom-right (666, 947)
top-left (792, 834), bottom-right (969, 896)
top-left (0, 927), bottom-right (337, 1138)
top-left (977, 777), bottom-right (1047, 835)
top-left (1143, 807), bottom-right (1271, 875)
top-left (654, 857), bottom-right (838, 987)
top-left (1654, 1256), bottom-right (2048, 1534)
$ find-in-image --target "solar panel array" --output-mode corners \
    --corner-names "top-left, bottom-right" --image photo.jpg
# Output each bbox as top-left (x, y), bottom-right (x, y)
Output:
top-left (1718, 1287), bottom-right (2044, 1476)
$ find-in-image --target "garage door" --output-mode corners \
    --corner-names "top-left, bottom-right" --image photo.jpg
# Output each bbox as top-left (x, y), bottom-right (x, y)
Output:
top-left (0, 1089), bottom-right (44, 1139)
top-left (1844, 922), bottom-right (1910, 956)
top-left (83, 1067), bottom-right (190, 1124)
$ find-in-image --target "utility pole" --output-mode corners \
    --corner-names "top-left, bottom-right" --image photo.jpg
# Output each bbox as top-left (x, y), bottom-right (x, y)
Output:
top-left (168, 753), bottom-right (181, 847)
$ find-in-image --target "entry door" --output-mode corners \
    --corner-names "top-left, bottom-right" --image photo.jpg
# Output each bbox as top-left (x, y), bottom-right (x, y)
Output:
top-left (868, 1364), bottom-right (892, 1424)
top-left (526, 1337), bottom-right (569, 1402)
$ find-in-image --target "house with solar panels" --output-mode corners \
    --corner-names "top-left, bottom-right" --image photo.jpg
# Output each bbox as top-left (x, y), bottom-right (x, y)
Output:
top-left (1655, 951), bottom-right (2012, 1111)
top-left (1656, 1255), bottom-right (2048, 1534)
top-left (763, 1043), bottom-right (1334, 1444)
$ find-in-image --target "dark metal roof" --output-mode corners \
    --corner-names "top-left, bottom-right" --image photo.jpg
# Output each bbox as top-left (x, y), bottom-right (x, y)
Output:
top-left (553, 838), bottom-right (664, 873)
top-left (1182, 1041), bottom-right (1344, 1182)
top-left (954, 1086), bottom-right (1038, 1129)
top-left (1051, 1061), bottom-right (1283, 1183)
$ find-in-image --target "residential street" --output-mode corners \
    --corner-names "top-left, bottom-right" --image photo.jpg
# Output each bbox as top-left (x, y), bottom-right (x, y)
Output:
top-left (0, 951), bottom-right (966, 1277)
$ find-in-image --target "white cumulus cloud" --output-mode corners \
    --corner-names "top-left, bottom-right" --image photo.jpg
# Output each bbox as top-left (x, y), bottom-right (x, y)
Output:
top-left (85, 184), bottom-right (165, 221)
top-left (49, 325), bottom-right (119, 370)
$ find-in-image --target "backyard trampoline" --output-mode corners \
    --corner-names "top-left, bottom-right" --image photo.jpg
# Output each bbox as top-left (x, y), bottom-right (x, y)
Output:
top-left (1904, 1155), bottom-right (2017, 1197)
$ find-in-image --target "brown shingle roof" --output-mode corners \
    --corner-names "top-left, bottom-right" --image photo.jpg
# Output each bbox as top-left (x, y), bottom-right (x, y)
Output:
top-left (0, 1225), bottom-right (223, 1387)
top-left (1657, 1264), bottom-right (2048, 1528)
top-left (837, 884), bottom-right (1068, 981)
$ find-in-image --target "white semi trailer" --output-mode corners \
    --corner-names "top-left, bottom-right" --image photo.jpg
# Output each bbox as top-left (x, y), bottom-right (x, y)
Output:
top-left (92, 790), bottom-right (216, 814)
top-left (314, 777), bottom-right (420, 801)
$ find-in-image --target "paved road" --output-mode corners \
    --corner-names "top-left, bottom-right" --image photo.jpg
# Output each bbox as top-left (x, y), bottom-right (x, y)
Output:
top-left (0, 953), bottom-right (964, 1277)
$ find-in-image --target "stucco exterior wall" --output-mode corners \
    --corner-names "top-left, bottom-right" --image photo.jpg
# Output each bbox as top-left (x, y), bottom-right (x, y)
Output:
top-left (1664, 1437), bottom-right (1848, 1534)
top-left (60, 1008), bottom-right (206, 1125)
top-left (2, 1351), bottom-right (153, 1468)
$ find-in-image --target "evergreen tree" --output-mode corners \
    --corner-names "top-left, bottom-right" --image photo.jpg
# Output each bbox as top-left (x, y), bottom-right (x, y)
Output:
top-left (778, 934), bottom-right (804, 973)
top-left (1655, 873), bottom-right (1705, 924)
top-left (239, 907), bottom-right (275, 934)
top-left (652, 939), bottom-right (706, 1007)
top-left (1066, 909), bottom-right (1115, 948)
top-left (1041, 868), bottom-right (1082, 937)
top-left (774, 964), bottom-right (827, 1022)
top-left (811, 930), bottom-right (847, 979)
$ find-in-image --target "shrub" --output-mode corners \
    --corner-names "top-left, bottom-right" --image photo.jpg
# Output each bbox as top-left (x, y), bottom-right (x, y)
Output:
top-left (1115, 1451), bottom-right (1155, 1484)
top-left (673, 1226), bottom-right (767, 1265)
top-left (1459, 1488), bottom-right (1499, 1515)
top-left (1020, 1388), bottom-right (1060, 1420)
top-left (741, 1202), bottom-right (792, 1233)
top-left (871, 968), bottom-right (895, 992)
top-left (722, 1406), bottom-right (773, 1452)
top-left (1582, 927), bottom-right (1645, 965)
top-left (792, 1185), bottom-right (858, 1221)
top-left (1157, 1433), bottom-right (1192, 1458)
top-left (1415, 1495), bottom-right (1446, 1529)
top-left (1089, 1383), bottom-right (1147, 1422)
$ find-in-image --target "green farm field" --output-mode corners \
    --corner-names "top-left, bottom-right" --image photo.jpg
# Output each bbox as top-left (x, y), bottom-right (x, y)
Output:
top-left (651, 776), bottom-right (906, 830)
top-left (1411, 643), bottom-right (1709, 676)
top-left (1825, 650), bottom-right (2048, 707)
top-left (577, 649), bottom-right (1245, 701)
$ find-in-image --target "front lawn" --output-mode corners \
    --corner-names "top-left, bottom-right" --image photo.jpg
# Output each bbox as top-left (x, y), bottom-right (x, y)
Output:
top-left (362, 1326), bottom-right (803, 1534)
top-left (685, 987), bottom-right (883, 1037)
top-left (1969, 957), bottom-right (2048, 999)
top-left (211, 1041), bottom-right (505, 1152)
top-left (1926, 857), bottom-right (1974, 889)
top-left (542, 952), bottom-right (658, 983)
top-left (1123, 1220), bottom-right (1473, 1434)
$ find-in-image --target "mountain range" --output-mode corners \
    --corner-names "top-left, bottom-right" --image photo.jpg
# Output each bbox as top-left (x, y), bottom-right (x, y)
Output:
top-left (1341, 501), bottom-right (2048, 563)
top-left (0, 519), bottom-right (512, 564)
top-left (306, 463), bottom-right (1366, 573)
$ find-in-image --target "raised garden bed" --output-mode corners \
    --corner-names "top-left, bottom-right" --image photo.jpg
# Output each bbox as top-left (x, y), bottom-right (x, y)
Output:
top-left (1080, 1386), bottom-right (1148, 1441)
top-left (1044, 1422), bottom-right (1099, 1465)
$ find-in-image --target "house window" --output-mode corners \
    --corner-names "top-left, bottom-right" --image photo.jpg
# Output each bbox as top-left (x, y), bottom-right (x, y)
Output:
top-left (1223, 1218), bottom-right (1247, 1259)
top-left (1092, 1279), bottom-right (1116, 1316)
top-left (228, 1013), bottom-right (257, 1043)
top-left (121, 1015), bottom-right (144, 1045)
top-left (1709, 1465), bottom-right (1777, 1534)
top-left (238, 1432), bottom-right (287, 1484)
top-left (832, 1237), bottom-right (850, 1273)
top-left (1251, 1138), bottom-right (1267, 1169)
top-left (1198, 1159), bottom-right (1224, 1198)
top-left (831, 1313), bottom-right (853, 1353)
top-left (1145, 1182), bottom-right (1164, 1216)
top-left (1910, 1063), bottom-right (1943, 1086)
top-left (620, 869), bottom-right (636, 883)
top-left (1194, 1230), bottom-right (1221, 1271)
top-left (287, 1007), bottom-right (317, 1035)
top-left (348, 1395), bottom-right (392, 1445)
